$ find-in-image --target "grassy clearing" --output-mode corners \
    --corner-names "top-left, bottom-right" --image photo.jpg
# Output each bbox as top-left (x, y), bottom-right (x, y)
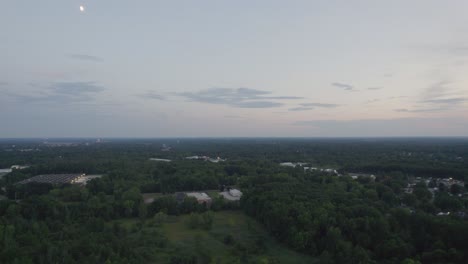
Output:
top-left (114, 210), bottom-right (315, 263)
top-left (160, 210), bottom-right (316, 264)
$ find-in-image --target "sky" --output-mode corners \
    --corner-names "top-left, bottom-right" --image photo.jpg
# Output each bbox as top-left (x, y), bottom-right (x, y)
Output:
top-left (1, 0), bottom-right (468, 137)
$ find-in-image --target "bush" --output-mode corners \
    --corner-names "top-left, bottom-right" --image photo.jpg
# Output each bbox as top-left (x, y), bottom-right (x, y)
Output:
top-left (223, 234), bottom-right (234, 245)
top-left (186, 213), bottom-right (201, 229)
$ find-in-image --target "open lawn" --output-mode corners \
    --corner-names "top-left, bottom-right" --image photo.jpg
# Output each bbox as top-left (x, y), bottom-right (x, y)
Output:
top-left (160, 210), bottom-right (316, 264)
top-left (115, 210), bottom-right (315, 263)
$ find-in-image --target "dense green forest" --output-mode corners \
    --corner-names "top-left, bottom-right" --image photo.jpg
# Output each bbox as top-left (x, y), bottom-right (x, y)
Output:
top-left (0, 138), bottom-right (467, 263)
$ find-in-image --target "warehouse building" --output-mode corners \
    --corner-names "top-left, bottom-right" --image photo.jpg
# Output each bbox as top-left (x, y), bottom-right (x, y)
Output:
top-left (18, 174), bottom-right (86, 185)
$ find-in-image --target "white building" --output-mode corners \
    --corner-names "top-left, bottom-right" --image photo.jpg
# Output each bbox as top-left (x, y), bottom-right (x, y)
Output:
top-left (186, 192), bottom-right (212, 207)
top-left (149, 158), bottom-right (171, 162)
top-left (220, 188), bottom-right (243, 201)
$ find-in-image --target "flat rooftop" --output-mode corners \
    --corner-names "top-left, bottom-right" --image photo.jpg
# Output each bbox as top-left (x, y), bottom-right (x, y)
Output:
top-left (220, 189), bottom-right (243, 201)
top-left (18, 174), bottom-right (85, 185)
top-left (186, 192), bottom-right (211, 201)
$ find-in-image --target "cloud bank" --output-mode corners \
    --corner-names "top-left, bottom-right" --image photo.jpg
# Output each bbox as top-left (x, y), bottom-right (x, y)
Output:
top-left (332, 82), bottom-right (354, 91)
top-left (7, 81), bottom-right (105, 104)
top-left (176, 87), bottom-right (302, 108)
top-left (288, 102), bottom-right (340, 111)
top-left (68, 54), bottom-right (103, 62)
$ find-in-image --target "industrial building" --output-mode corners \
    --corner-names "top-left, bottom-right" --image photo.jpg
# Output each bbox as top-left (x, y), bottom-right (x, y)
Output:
top-left (71, 174), bottom-right (103, 185)
top-left (17, 174), bottom-right (86, 185)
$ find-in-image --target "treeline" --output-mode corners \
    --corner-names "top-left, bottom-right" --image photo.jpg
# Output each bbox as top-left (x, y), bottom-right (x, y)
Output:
top-left (342, 163), bottom-right (468, 181)
top-left (0, 185), bottom-right (166, 263)
top-left (2, 138), bottom-right (467, 179)
top-left (0, 179), bottom-right (240, 263)
top-left (241, 174), bottom-right (468, 263)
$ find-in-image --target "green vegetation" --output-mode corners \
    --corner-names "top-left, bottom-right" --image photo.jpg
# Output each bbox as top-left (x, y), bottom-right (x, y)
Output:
top-left (159, 211), bottom-right (315, 263)
top-left (242, 174), bottom-right (468, 263)
top-left (0, 138), bottom-right (467, 263)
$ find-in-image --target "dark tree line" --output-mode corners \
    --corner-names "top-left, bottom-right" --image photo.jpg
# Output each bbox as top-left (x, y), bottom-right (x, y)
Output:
top-left (242, 173), bottom-right (468, 263)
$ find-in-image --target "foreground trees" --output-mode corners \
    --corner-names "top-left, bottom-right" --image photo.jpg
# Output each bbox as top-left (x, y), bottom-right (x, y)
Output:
top-left (242, 174), bottom-right (468, 263)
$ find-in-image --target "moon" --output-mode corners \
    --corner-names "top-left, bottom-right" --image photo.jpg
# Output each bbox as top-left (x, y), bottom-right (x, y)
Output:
top-left (79, 5), bottom-right (85, 12)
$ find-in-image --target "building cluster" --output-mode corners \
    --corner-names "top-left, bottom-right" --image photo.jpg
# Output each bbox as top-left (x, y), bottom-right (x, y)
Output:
top-left (17, 148), bottom-right (40, 152)
top-left (0, 165), bottom-right (30, 178)
top-left (166, 188), bottom-right (243, 208)
top-left (279, 162), bottom-right (340, 175)
top-left (161, 144), bottom-right (172, 152)
top-left (279, 162), bottom-right (308, 168)
top-left (436, 177), bottom-right (465, 189)
top-left (308, 167), bottom-right (339, 175)
top-left (2, 145), bottom-right (40, 152)
top-left (348, 173), bottom-right (376, 181)
top-left (43, 141), bottom-right (79, 147)
top-left (403, 177), bottom-right (428, 194)
top-left (185, 156), bottom-right (226, 163)
top-left (404, 177), bottom-right (465, 195)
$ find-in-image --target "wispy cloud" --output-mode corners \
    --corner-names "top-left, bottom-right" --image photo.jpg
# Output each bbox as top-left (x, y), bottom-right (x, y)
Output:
top-left (389, 96), bottom-right (409, 99)
top-left (332, 82), bottom-right (354, 91)
top-left (365, 99), bottom-right (381, 104)
top-left (423, 97), bottom-right (467, 104)
top-left (136, 91), bottom-right (166, 100)
top-left (421, 44), bottom-right (468, 57)
top-left (421, 80), bottom-right (451, 101)
top-left (234, 101), bottom-right (283, 108)
top-left (7, 81), bottom-right (105, 104)
top-left (300, 103), bottom-right (340, 108)
top-left (68, 54), bottom-right (103, 62)
top-left (175, 87), bottom-right (302, 108)
top-left (394, 108), bottom-right (444, 113)
top-left (368, 87), bottom-right (382, 90)
top-left (50, 81), bottom-right (104, 95)
top-left (288, 102), bottom-right (340, 111)
top-left (365, 96), bottom-right (409, 104)
top-left (289, 107), bottom-right (314, 111)
top-left (224, 115), bottom-right (244, 119)
top-left (417, 80), bottom-right (467, 110)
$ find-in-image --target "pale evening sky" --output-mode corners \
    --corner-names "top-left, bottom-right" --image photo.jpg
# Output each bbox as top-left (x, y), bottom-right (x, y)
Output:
top-left (1, 1), bottom-right (468, 137)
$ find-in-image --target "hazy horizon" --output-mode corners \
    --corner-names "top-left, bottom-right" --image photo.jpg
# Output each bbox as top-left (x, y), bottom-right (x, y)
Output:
top-left (2, 1), bottom-right (468, 137)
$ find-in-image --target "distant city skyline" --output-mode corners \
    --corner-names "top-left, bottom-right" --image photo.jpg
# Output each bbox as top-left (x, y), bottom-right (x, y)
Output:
top-left (2, 1), bottom-right (468, 137)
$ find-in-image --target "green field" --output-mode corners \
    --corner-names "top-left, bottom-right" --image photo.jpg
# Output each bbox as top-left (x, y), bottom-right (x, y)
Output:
top-left (160, 211), bottom-right (315, 264)
top-left (116, 210), bottom-right (315, 263)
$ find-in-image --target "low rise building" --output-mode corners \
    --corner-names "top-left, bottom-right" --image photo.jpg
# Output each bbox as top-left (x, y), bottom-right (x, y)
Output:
top-left (220, 188), bottom-right (243, 201)
top-left (280, 162), bottom-right (308, 168)
top-left (349, 173), bottom-right (376, 181)
top-left (149, 158), bottom-right (171, 162)
top-left (186, 192), bottom-right (212, 207)
top-left (18, 173), bottom-right (86, 185)
top-left (72, 174), bottom-right (103, 185)
top-left (11, 165), bottom-right (30, 170)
